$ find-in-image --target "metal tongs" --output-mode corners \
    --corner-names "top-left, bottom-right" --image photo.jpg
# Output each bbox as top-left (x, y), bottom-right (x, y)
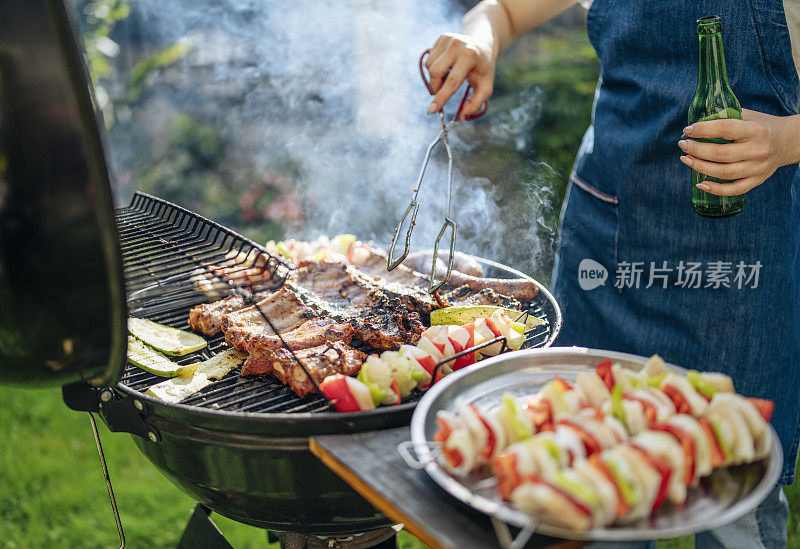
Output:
top-left (387, 49), bottom-right (488, 293)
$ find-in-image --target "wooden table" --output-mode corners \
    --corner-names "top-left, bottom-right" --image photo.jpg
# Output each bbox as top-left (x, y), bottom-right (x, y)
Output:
top-left (310, 427), bottom-right (583, 549)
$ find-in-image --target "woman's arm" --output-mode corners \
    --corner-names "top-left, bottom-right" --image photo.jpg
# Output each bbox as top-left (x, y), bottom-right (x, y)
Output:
top-left (425, 0), bottom-right (578, 119)
top-left (678, 110), bottom-right (800, 196)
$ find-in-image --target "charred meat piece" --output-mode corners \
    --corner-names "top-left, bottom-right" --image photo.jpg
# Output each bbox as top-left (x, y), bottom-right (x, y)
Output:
top-left (216, 275), bottom-right (424, 352)
top-left (291, 264), bottom-right (426, 349)
top-left (286, 261), bottom-right (427, 348)
top-left (356, 273), bottom-right (439, 314)
top-left (444, 271), bottom-right (538, 302)
top-left (292, 284), bottom-right (424, 350)
top-left (350, 299), bottom-right (425, 349)
top-left (291, 260), bottom-right (384, 314)
top-left (240, 318), bottom-right (355, 353)
top-left (222, 287), bottom-right (318, 351)
top-left (189, 294), bottom-right (249, 336)
top-left (294, 259), bottom-right (438, 314)
top-left (193, 248), bottom-right (532, 360)
top-left (193, 257), bottom-right (525, 349)
top-left (242, 342), bottom-right (367, 397)
top-left (188, 291), bottom-right (271, 336)
top-left (444, 286), bottom-right (522, 310)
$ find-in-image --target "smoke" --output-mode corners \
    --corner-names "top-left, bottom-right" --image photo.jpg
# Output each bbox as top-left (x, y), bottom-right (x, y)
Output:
top-left (110, 0), bottom-right (558, 281)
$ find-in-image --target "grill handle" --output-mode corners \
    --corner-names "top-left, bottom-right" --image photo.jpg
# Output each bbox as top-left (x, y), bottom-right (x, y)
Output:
top-left (63, 382), bottom-right (161, 442)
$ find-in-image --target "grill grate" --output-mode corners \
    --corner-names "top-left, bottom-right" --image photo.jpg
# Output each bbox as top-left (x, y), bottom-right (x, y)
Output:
top-left (115, 193), bottom-right (559, 415)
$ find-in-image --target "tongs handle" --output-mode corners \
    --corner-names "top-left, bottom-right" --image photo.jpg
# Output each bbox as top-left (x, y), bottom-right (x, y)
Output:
top-left (428, 217), bottom-right (456, 293)
top-left (386, 125), bottom-right (445, 273)
top-left (419, 49), bottom-right (488, 121)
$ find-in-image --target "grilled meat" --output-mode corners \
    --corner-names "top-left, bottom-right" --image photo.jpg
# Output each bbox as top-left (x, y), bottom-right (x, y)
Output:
top-left (353, 244), bottom-right (539, 302)
top-left (353, 245), bottom-right (431, 288)
top-left (286, 260), bottom-right (426, 348)
top-left (219, 270), bottom-right (422, 357)
top-left (190, 250), bottom-right (288, 299)
top-left (294, 259), bottom-right (438, 314)
top-left (192, 255), bottom-right (525, 357)
top-left (402, 250), bottom-right (484, 277)
top-left (239, 318), bottom-right (355, 353)
top-left (286, 284), bottom-right (424, 350)
top-left (290, 260), bottom-right (384, 314)
top-left (189, 294), bottom-right (249, 336)
top-left (194, 257), bottom-right (520, 354)
top-left (187, 248), bottom-right (534, 398)
top-left (222, 287), bottom-right (318, 351)
top-left (349, 298), bottom-right (425, 349)
top-left (442, 286), bottom-right (521, 310)
top-left (444, 271), bottom-right (539, 301)
top-left (242, 342), bottom-right (366, 397)
top-left (188, 291), bottom-right (271, 336)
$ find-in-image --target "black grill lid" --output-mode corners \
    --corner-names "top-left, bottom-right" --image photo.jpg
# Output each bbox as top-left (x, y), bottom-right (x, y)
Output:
top-left (0, 0), bottom-right (127, 387)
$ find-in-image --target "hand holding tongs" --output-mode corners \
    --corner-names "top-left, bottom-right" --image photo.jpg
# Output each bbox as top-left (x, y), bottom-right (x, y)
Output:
top-left (387, 49), bottom-right (488, 293)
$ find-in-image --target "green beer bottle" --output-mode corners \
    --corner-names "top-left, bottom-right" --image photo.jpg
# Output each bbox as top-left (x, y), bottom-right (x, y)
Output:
top-left (688, 15), bottom-right (744, 218)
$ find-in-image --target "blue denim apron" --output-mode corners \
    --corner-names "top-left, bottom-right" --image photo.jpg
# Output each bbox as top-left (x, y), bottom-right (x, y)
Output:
top-left (551, 0), bottom-right (800, 483)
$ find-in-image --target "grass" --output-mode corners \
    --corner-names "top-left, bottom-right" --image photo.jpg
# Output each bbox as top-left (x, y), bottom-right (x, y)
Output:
top-left (0, 386), bottom-right (798, 548)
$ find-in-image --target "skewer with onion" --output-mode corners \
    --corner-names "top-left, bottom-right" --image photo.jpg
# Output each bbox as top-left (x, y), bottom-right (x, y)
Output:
top-left (430, 356), bottom-right (775, 530)
top-left (320, 309), bottom-right (527, 411)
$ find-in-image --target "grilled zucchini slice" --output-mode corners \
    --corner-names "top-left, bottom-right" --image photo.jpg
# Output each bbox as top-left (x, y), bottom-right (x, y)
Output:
top-left (127, 336), bottom-right (183, 377)
top-left (146, 349), bottom-right (246, 403)
top-left (128, 317), bottom-right (207, 356)
top-left (429, 305), bottom-right (544, 331)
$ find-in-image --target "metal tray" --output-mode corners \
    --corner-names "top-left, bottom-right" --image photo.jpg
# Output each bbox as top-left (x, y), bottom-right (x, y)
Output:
top-left (407, 347), bottom-right (782, 542)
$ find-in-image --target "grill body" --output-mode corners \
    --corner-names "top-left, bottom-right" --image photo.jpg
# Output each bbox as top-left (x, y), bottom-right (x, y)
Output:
top-left (113, 192), bottom-right (561, 535)
top-left (132, 418), bottom-right (391, 534)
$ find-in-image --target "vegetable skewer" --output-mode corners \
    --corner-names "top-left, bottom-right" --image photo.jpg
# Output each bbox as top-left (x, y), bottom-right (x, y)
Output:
top-left (431, 356), bottom-right (775, 530)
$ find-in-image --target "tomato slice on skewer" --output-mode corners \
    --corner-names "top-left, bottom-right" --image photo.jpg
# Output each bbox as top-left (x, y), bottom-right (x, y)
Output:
top-left (747, 398), bottom-right (774, 422)
top-left (596, 360), bottom-right (615, 392)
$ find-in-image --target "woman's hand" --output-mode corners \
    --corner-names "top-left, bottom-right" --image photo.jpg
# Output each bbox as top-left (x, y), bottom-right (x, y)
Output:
top-left (424, 33), bottom-right (496, 120)
top-left (678, 109), bottom-right (800, 196)
top-left (422, 0), bottom-right (577, 119)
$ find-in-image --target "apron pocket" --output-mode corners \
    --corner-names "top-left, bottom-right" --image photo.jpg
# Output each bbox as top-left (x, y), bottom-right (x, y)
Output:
top-left (570, 172), bottom-right (619, 205)
top-left (556, 174), bottom-right (620, 293)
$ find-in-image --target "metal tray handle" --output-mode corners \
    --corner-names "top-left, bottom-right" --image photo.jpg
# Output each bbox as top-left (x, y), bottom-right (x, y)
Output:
top-left (491, 516), bottom-right (538, 549)
top-left (396, 440), bottom-right (439, 470)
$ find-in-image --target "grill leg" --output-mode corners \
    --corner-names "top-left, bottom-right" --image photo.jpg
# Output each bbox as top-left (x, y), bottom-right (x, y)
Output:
top-left (88, 413), bottom-right (126, 549)
top-left (177, 504), bottom-right (234, 549)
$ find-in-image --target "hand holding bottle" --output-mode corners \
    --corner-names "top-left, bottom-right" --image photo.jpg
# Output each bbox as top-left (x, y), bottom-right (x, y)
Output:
top-left (679, 109), bottom-right (800, 197)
